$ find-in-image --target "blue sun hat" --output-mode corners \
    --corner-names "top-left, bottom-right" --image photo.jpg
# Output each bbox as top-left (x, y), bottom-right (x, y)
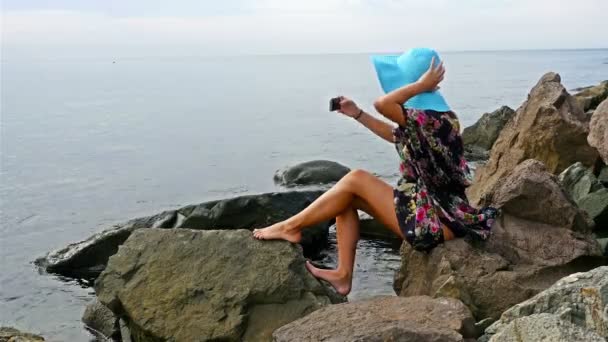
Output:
top-left (371, 48), bottom-right (450, 111)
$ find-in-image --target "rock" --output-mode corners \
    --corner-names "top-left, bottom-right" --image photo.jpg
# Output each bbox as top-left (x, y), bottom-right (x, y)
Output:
top-left (37, 191), bottom-right (331, 278)
top-left (274, 160), bottom-right (350, 187)
top-left (95, 229), bottom-right (344, 342)
top-left (468, 72), bottom-right (598, 205)
top-left (579, 188), bottom-right (608, 231)
top-left (359, 212), bottom-right (399, 240)
top-left (394, 160), bottom-right (604, 321)
top-left (484, 266), bottom-right (608, 340)
top-left (464, 145), bottom-right (490, 162)
top-left (486, 313), bottom-right (605, 342)
top-left (480, 160), bottom-right (590, 231)
top-left (0, 327), bottom-right (44, 342)
top-left (598, 165), bottom-right (608, 186)
top-left (588, 99), bottom-right (608, 164)
top-left (559, 162), bottom-right (603, 203)
top-left (462, 106), bottom-right (515, 151)
top-left (573, 80), bottom-right (608, 112)
top-left (273, 296), bottom-right (476, 342)
top-left (82, 299), bottom-right (118, 339)
top-left (598, 238), bottom-right (608, 256)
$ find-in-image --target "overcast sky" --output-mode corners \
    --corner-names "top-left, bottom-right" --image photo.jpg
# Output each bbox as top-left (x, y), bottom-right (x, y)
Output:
top-left (2, 0), bottom-right (606, 58)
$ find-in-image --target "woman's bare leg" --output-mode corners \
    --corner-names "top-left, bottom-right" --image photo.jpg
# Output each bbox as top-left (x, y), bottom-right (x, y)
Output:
top-left (253, 169), bottom-right (403, 241)
top-left (305, 206), bottom-right (359, 295)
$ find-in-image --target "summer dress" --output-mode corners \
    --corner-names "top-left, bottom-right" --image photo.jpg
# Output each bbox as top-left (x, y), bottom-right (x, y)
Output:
top-left (393, 106), bottom-right (498, 251)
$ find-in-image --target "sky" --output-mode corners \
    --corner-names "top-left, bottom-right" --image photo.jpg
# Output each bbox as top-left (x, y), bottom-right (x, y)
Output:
top-left (1, 0), bottom-right (606, 58)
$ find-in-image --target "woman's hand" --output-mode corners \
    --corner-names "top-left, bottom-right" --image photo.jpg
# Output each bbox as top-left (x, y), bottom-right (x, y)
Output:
top-left (416, 56), bottom-right (445, 92)
top-left (337, 96), bottom-right (361, 118)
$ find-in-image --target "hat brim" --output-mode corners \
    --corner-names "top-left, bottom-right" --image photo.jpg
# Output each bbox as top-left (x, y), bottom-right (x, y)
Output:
top-left (371, 55), bottom-right (450, 112)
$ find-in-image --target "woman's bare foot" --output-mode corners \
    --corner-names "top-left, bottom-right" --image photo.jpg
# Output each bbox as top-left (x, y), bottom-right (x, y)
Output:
top-left (252, 221), bottom-right (302, 243)
top-left (305, 260), bottom-right (352, 296)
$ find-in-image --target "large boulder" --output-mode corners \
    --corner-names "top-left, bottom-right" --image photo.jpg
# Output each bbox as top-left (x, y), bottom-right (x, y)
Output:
top-left (274, 160), bottom-right (350, 187)
top-left (573, 80), bottom-right (608, 112)
top-left (483, 266), bottom-right (608, 340)
top-left (273, 296), bottom-right (476, 342)
top-left (95, 229), bottom-right (344, 342)
top-left (588, 99), bottom-right (608, 164)
top-left (394, 160), bottom-right (604, 321)
top-left (462, 106), bottom-right (515, 151)
top-left (0, 327), bottom-right (45, 342)
top-left (468, 73), bottom-right (598, 205)
top-left (485, 313), bottom-right (605, 342)
top-left (36, 191), bottom-right (331, 279)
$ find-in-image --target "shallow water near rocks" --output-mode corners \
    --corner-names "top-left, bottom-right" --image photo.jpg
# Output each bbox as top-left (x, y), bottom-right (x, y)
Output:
top-left (314, 226), bottom-right (403, 301)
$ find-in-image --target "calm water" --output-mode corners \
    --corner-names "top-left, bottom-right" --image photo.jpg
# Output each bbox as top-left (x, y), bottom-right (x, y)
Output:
top-left (1, 50), bottom-right (607, 341)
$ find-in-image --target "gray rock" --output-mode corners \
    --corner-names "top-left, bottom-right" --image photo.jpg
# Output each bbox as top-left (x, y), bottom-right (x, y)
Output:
top-left (464, 145), bottom-right (490, 162)
top-left (82, 299), bottom-right (118, 339)
top-left (273, 296), bottom-right (476, 342)
top-left (484, 266), bottom-right (608, 340)
top-left (579, 188), bottom-right (608, 232)
top-left (0, 327), bottom-right (45, 341)
top-left (95, 229), bottom-right (344, 342)
top-left (558, 162), bottom-right (603, 204)
top-left (589, 99), bottom-right (608, 164)
top-left (274, 160), bottom-right (350, 187)
top-left (598, 238), bottom-right (608, 257)
top-left (487, 313), bottom-right (605, 342)
top-left (37, 191), bottom-right (332, 278)
top-left (598, 165), bottom-right (608, 186)
top-left (462, 106), bottom-right (515, 151)
top-left (396, 160), bottom-right (603, 321)
top-left (573, 80), bottom-right (608, 112)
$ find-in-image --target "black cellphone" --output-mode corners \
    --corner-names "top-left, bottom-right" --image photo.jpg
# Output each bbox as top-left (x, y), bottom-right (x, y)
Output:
top-left (330, 97), bottom-right (341, 111)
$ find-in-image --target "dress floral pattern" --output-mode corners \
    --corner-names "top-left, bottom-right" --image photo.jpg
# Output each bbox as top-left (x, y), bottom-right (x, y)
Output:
top-left (393, 107), bottom-right (498, 251)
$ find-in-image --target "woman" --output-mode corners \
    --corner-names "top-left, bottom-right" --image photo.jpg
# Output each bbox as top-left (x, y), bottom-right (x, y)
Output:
top-left (253, 48), bottom-right (497, 296)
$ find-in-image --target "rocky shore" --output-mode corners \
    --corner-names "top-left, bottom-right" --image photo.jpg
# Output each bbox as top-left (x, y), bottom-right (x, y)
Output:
top-left (33, 76), bottom-right (608, 341)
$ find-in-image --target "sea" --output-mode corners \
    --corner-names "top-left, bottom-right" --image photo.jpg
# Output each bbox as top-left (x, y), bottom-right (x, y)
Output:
top-left (1, 49), bottom-right (607, 341)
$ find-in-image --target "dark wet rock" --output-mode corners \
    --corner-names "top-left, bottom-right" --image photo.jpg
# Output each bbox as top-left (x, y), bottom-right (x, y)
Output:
top-left (37, 191), bottom-right (332, 279)
top-left (469, 73), bottom-right (598, 205)
top-left (483, 266), bottom-right (608, 341)
top-left (588, 99), bottom-right (608, 164)
top-left (82, 300), bottom-right (118, 340)
top-left (274, 160), bottom-right (350, 187)
top-left (273, 296), bottom-right (476, 342)
top-left (0, 327), bottom-right (45, 342)
top-left (359, 212), bottom-right (399, 240)
top-left (95, 229), bottom-right (344, 342)
top-left (395, 160), bottom-right (604, 321)
top-left (573, 80), bottom-right (608, 112)
top-left (462, 106), bottom-right (515, 151)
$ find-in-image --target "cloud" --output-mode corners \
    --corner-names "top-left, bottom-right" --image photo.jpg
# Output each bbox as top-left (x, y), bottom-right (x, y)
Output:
top-left (1, 0), bottom-right (606, 59)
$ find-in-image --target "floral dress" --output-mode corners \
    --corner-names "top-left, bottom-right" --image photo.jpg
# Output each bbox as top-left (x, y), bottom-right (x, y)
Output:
top-left (393, 107), bottom-right (498, 251)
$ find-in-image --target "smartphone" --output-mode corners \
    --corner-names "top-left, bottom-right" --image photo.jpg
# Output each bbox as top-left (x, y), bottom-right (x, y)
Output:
top-left (330, 97), bottom-right (341, 111)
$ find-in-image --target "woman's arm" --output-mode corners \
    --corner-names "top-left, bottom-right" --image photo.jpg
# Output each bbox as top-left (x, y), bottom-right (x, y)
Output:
top-left (356, 110), bottom-right (395, 143)
top-left (338, 97), bottom-right (395, 143)
top-left (374, 57), bottom-right (445, 126)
